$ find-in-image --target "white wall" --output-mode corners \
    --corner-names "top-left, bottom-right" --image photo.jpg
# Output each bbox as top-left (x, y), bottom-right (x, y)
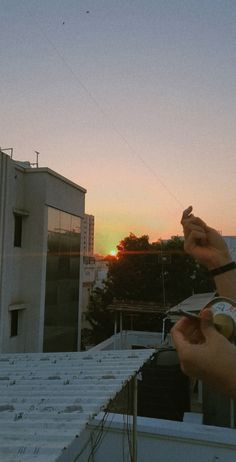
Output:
top-left (89, 330), bottom-right (172, 351)
top-left (57, 413), bottom-right (236, 462)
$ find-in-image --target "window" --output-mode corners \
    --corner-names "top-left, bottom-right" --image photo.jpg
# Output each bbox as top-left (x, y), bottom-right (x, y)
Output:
top-left (14, 214), bottom-right (22, 247)
top-left (10, 310), bottom-right (19, 337)
top-left (43, 207), bottom-right (81, 352)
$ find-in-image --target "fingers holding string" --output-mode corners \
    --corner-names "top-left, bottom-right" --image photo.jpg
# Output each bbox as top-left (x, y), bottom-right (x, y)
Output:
top-left (181, 206), bottom-right (207, 228)
top-left (181, 206), bottom-right (208, 237)
top-left (181, 206), bottom-right (193, 227)
top-left (184, 229), bottom-right (208, 252)
top-left (182, 317), bottom-right (205, 344)
top-left (172, 316), bottom-right (204, 345)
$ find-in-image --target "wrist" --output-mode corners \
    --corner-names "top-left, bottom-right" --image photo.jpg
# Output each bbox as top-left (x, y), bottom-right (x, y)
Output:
top-left (206, 254), bottom-right (232, 271)
top-left (210, 261), bottom-right (236, 277)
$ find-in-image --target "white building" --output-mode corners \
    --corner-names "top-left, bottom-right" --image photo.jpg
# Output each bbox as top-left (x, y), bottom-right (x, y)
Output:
top-left (81, 258), bottom-right (109, 329)
top-left (81, 212), bottom-right (109, 328)
top-left (0, 150), bottom-right (86, 353)
top-left (94, 259), bottom-right (109, 290)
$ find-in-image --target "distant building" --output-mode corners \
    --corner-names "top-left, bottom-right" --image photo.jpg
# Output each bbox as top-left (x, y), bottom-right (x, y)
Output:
top-left (81, 213), bottom-right (107, 329)
top-left (0, 150), bottom-right (86, 353)
top-left (83, 214), bottom-right (94, 259)
top-left (94, 259), bottom-right (109, 290)
top-left (81, 257), bottom-right (109, 329)
top-left (223, 236), bottom-right (236, 262)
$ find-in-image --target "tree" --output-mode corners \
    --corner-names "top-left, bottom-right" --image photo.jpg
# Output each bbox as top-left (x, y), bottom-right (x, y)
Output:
top-left (151, 236), bottom-right (213, 305)
top-left (82, 286), bottom-right (114, 348)
top-left (84, 233), bottom-right (215, 346)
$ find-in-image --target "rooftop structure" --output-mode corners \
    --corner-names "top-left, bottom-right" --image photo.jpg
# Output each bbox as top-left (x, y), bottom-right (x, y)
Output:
top-left (107, 301), bottom-right (168, 315)
top-left (0, 349), bottom-right (154, 462)
top-left (167, 292), bottom-right (216, 322)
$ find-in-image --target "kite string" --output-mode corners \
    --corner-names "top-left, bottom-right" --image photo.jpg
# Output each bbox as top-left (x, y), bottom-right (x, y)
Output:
top-left (24, 5), bottom-right (184, 210)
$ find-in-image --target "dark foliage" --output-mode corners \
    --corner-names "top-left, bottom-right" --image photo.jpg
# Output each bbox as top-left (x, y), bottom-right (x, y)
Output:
top-left (84, 233), bottom-right (215, 346)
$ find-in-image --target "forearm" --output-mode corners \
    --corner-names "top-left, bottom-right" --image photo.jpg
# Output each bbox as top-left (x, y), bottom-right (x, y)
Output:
top-left (204, 248), bottom-right (236, 300)
top-left (213, 269), bottom-right (236, 300)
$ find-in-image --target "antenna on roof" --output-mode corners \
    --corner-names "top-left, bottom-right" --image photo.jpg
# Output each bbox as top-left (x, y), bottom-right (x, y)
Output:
top-left (31, 151), bottom-right (40, 168)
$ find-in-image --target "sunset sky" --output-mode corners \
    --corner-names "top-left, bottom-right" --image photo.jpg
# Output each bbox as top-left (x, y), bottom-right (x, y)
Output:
top-left (1, 1), bottom-right (236, 254)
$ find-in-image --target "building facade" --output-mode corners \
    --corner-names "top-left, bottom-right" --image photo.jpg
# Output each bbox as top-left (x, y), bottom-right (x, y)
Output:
top-left (0, 151), bottom-right (86, 353)
top-left (83, 213), bottom-right (95, 259)
top-left (81, 213), bottom-right (95, 329)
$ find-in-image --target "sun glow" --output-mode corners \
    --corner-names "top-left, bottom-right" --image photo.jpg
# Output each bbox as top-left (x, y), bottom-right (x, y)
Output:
top-left (110, 249), bottom-right (117, 257)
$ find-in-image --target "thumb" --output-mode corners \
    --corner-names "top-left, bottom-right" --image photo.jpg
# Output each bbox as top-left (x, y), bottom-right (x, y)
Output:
top-left (199, 308), bottom-right (218, 339)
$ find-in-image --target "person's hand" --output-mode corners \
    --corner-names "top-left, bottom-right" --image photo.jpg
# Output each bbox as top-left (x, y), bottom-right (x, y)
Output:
top-left (181, 206), bottom-right (231, 269)
top-left (171, 309), bottom-right (236, 398)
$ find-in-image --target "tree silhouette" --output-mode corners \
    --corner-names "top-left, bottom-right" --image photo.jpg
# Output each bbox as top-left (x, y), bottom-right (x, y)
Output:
top-left (83, 233), bottom-right (215, 347)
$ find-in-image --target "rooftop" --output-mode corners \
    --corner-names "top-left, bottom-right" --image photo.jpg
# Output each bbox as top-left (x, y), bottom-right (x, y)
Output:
top-left (0, 349), bottom-right (154, 462)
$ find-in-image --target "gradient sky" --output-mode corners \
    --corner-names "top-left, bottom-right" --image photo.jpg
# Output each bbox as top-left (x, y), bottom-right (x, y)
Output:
top-left (1, 0), bottom-right (236, 254)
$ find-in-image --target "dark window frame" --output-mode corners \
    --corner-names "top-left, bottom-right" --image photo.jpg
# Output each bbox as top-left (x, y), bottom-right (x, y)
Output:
top-left (14, 214), bottom-right (23, 247)
top-left (10, 310), bottom-right (19, 337)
